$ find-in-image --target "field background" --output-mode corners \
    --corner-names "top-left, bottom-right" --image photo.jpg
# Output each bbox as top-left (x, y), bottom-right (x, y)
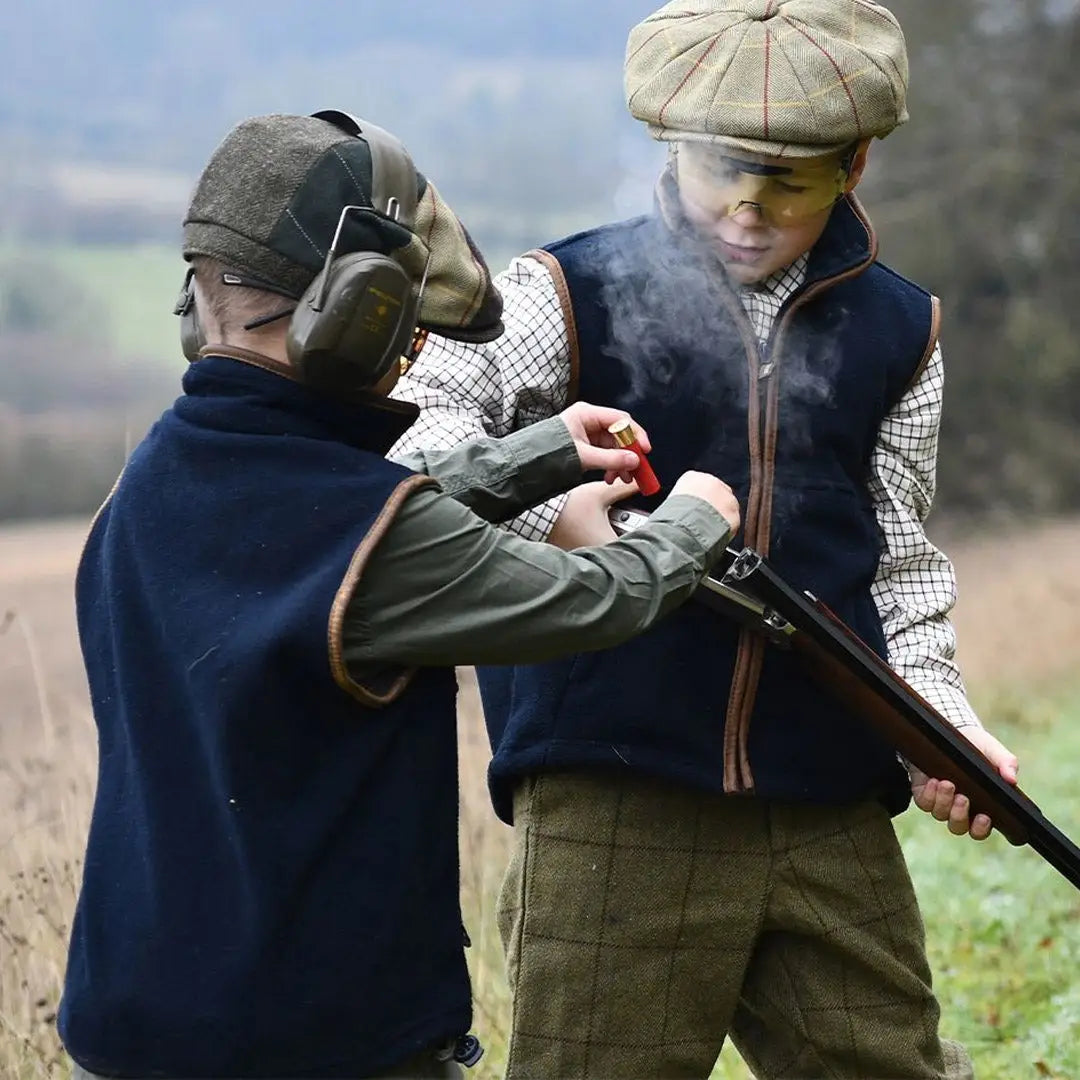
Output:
top-left (3, 2), bottom-right (1079, 1077)
top-left (1, 516), bottom-right (1079, 1079)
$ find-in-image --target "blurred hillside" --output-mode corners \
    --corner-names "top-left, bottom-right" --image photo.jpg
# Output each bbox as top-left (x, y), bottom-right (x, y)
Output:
top-left (0, 0), bottom-right (655, 248)
top-left (1, 0), bottom-right (1078, 521)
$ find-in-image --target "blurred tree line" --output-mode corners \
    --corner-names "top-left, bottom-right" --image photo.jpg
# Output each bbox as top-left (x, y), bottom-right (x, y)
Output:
top-left (0, 0), bottom-right (1077, 523)
top-left (871, 0), bottom-right (1080, 519)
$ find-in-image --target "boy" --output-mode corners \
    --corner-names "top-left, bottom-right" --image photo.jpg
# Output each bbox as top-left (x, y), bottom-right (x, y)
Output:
top-left (392, 3), bottom-right (1018, 1077)
top-left (59, 111), bottom-right (740, 1080)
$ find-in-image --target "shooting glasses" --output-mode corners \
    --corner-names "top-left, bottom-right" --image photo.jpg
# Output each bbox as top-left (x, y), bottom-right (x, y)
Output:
top-left (675, 142), bottom-right (854, 226)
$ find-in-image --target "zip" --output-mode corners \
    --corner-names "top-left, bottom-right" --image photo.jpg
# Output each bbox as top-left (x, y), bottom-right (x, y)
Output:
top-left (714, 287), bottom-right (771, 793)
top-left (716, 204), bottom-right (878, 793)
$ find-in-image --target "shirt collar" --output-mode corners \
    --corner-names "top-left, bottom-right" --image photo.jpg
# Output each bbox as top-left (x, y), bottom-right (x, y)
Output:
top-left (741, 255), bottom-right (808, 303)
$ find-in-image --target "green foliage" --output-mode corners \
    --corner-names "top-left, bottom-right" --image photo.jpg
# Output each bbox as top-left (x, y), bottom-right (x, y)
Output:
top-left (712, 683), bottom-right (1080, 1078)
top-left (865, 1), bottom-right (1080, 520)
top-left (0, 414), bottom-right (132, 521)
top-left (0, 246), bottom-right (182, 523)
top-left (2, 0), bottom-right (1080, 522)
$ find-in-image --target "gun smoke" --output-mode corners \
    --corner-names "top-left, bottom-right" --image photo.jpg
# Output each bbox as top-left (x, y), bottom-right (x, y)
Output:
top-left (595, 181), bottom-right (849, 538)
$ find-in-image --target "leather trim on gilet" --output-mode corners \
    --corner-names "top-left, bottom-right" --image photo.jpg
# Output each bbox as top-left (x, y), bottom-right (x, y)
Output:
top-left (478, 199), bottom-right (937, 824)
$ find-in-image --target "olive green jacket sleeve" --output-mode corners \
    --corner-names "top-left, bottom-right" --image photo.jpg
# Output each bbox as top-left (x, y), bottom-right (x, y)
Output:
top-left (390, 416), bottom-right (582, 524)
top-left (341, 418), bottom-right (734, 674)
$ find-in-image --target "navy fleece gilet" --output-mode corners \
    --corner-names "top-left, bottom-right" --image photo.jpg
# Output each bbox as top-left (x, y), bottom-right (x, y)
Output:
top-left (479, 203), bottom-right (935, 823)
top-left (60, 357), bottom-right (466, 1078)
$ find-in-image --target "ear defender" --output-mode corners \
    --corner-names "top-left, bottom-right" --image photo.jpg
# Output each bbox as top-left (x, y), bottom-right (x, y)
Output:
top-left (286, 115), bottom-right (423, 395)
top-left (174, 267), bottom-right (206, 363)
top-left (287, 240), bottom-right (418, 394)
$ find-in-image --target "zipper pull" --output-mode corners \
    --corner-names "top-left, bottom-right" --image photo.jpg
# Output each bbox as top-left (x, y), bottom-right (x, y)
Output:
top-left (759, 359), bottom-right (776, 380)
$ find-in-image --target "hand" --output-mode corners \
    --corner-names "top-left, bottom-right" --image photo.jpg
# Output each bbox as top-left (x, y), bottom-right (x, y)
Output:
top-left (548, 479), bottom-right (638, 550)
top-left (557, 402), bottom-right (651, 484)
top-left (671, 471), bottom-right (741, 535)
top-left (909, 727), bottom-right (1019, 841)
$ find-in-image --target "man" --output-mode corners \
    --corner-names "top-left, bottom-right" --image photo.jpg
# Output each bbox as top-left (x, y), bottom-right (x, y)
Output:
top-left (392, 3), bottom-right (1018, 1077)
top-left (59, 110), bottom-right (740, 1080)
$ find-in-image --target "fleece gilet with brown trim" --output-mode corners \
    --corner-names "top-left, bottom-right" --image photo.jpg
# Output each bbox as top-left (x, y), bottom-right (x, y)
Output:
top-left (62, 356), bottom-right (467, 1079)
top-left (478, 198), bottom-right (937, 825)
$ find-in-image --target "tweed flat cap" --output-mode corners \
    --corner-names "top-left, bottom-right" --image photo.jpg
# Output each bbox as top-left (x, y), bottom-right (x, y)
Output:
top-left (625, 0), bottom-right (909, 158)
top-left (183, 113), bottom-right (502, 342)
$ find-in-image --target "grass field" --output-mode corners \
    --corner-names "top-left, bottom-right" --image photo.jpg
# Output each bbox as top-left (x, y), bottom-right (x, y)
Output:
top-left (1, 517), bottom-right (1079, 1079)
top-left (0, 242), bottom-right (183, 364)
top-left (7, 239), bottom-right (526, 369)
top-left (55, 244), bottom-right (184, 363)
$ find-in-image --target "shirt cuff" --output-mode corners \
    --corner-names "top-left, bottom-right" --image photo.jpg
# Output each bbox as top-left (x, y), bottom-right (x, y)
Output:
top-left (907, 678), bottom-right (984, 731)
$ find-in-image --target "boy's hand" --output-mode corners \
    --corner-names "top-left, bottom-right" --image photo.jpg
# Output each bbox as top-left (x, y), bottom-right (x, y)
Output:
top-left (557, 403), bottom-right (651, 484)
top-left (671, 471), bottom-right (741, 535)
top-left (909, 728), bottom-right (1019, 841)
top-left (549, 479), bottom-right (638, 550)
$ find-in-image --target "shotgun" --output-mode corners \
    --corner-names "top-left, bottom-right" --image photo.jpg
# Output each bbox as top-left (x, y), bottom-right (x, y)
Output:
top-left (610, 507), bottom-right (1080, 891)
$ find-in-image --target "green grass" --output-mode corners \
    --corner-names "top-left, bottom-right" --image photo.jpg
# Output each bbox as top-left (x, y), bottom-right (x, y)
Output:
top-left (463, 682), bottom-right (1080, 1080)
top-left (49, 244), bottom-right (184, 363)
top-left (894, 683), bottom-right (1080, 1080)
top-left (2, 235), bottom-right (575, 370)
top-left (0, 241), bottom-right (183, 364)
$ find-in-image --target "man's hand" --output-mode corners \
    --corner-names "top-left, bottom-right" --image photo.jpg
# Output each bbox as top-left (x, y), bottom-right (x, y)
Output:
top-left (557, 403), bottom-right (650, 484)
top-left (909, 727), bottom-right (1019, 841)
top-left (549, 479), bottom-right (638, 550)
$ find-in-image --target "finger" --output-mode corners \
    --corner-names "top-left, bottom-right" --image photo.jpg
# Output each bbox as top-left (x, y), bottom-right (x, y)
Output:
top-left (947, 795), bottom-right (970, 836)
top-left (912, 776), bottom-right (936, 813)
top-left (970, 814), bottom-right (993, 842)
top-left (576, 406), bottom-right (651, 450)
top-left (582, 446), bottom-right (641, 474)
top-left (931, 780), bottom-right (955, 822)
top-left (600, 478), bottom-right (640, 506)
top-left (998, 754), bottom-right (1019, 785)
top-left (966, 730), bottom-right (1020, 785)
top-left (983, 735), bottom-right (1018, 781)
top-left (629, 419), bottom-right (651, 454)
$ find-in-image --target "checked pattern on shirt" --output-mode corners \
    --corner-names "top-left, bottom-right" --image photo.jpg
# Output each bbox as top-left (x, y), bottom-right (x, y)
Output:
top-left (391, 251), bottom-right (981, 731)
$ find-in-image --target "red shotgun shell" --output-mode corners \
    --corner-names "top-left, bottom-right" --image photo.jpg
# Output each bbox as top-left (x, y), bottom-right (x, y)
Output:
top-left (608, 418), bottom-right (661, 496)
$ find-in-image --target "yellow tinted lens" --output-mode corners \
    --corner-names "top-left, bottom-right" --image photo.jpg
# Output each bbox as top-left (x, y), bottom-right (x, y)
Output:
top-left (758, 166), bottom-right (844, 221)
top-left (400, 327), bottom-right (429, 375)
top-left (677, 145), bottom-right (845, 224)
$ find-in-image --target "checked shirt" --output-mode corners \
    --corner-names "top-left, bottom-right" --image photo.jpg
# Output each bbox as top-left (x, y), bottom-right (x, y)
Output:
top-left (391, 251), bottom-right (982, 731)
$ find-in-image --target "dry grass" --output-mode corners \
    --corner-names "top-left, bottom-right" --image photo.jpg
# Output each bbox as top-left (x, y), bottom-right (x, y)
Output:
top-left (1, 520), bottom-right (96, 1079)
top-left (2, 515), bottom-right (1079, 1079)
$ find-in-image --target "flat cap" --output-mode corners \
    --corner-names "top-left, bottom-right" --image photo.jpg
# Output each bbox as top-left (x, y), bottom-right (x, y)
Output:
top-left (625, 0), bottom-right (909, 158)
top-left (183, 113), bottom-right (502, 343)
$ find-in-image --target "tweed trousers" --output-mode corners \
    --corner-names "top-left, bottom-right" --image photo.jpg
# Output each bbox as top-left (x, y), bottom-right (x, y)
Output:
top-left (496, 772), bottom-right (974, 1080)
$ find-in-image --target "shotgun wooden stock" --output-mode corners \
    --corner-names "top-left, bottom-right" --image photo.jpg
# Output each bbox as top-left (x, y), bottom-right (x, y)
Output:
top-left (720, 548), bottom-right (1080, 890)
top-left (608, 509), bottom-right (1080, 891)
